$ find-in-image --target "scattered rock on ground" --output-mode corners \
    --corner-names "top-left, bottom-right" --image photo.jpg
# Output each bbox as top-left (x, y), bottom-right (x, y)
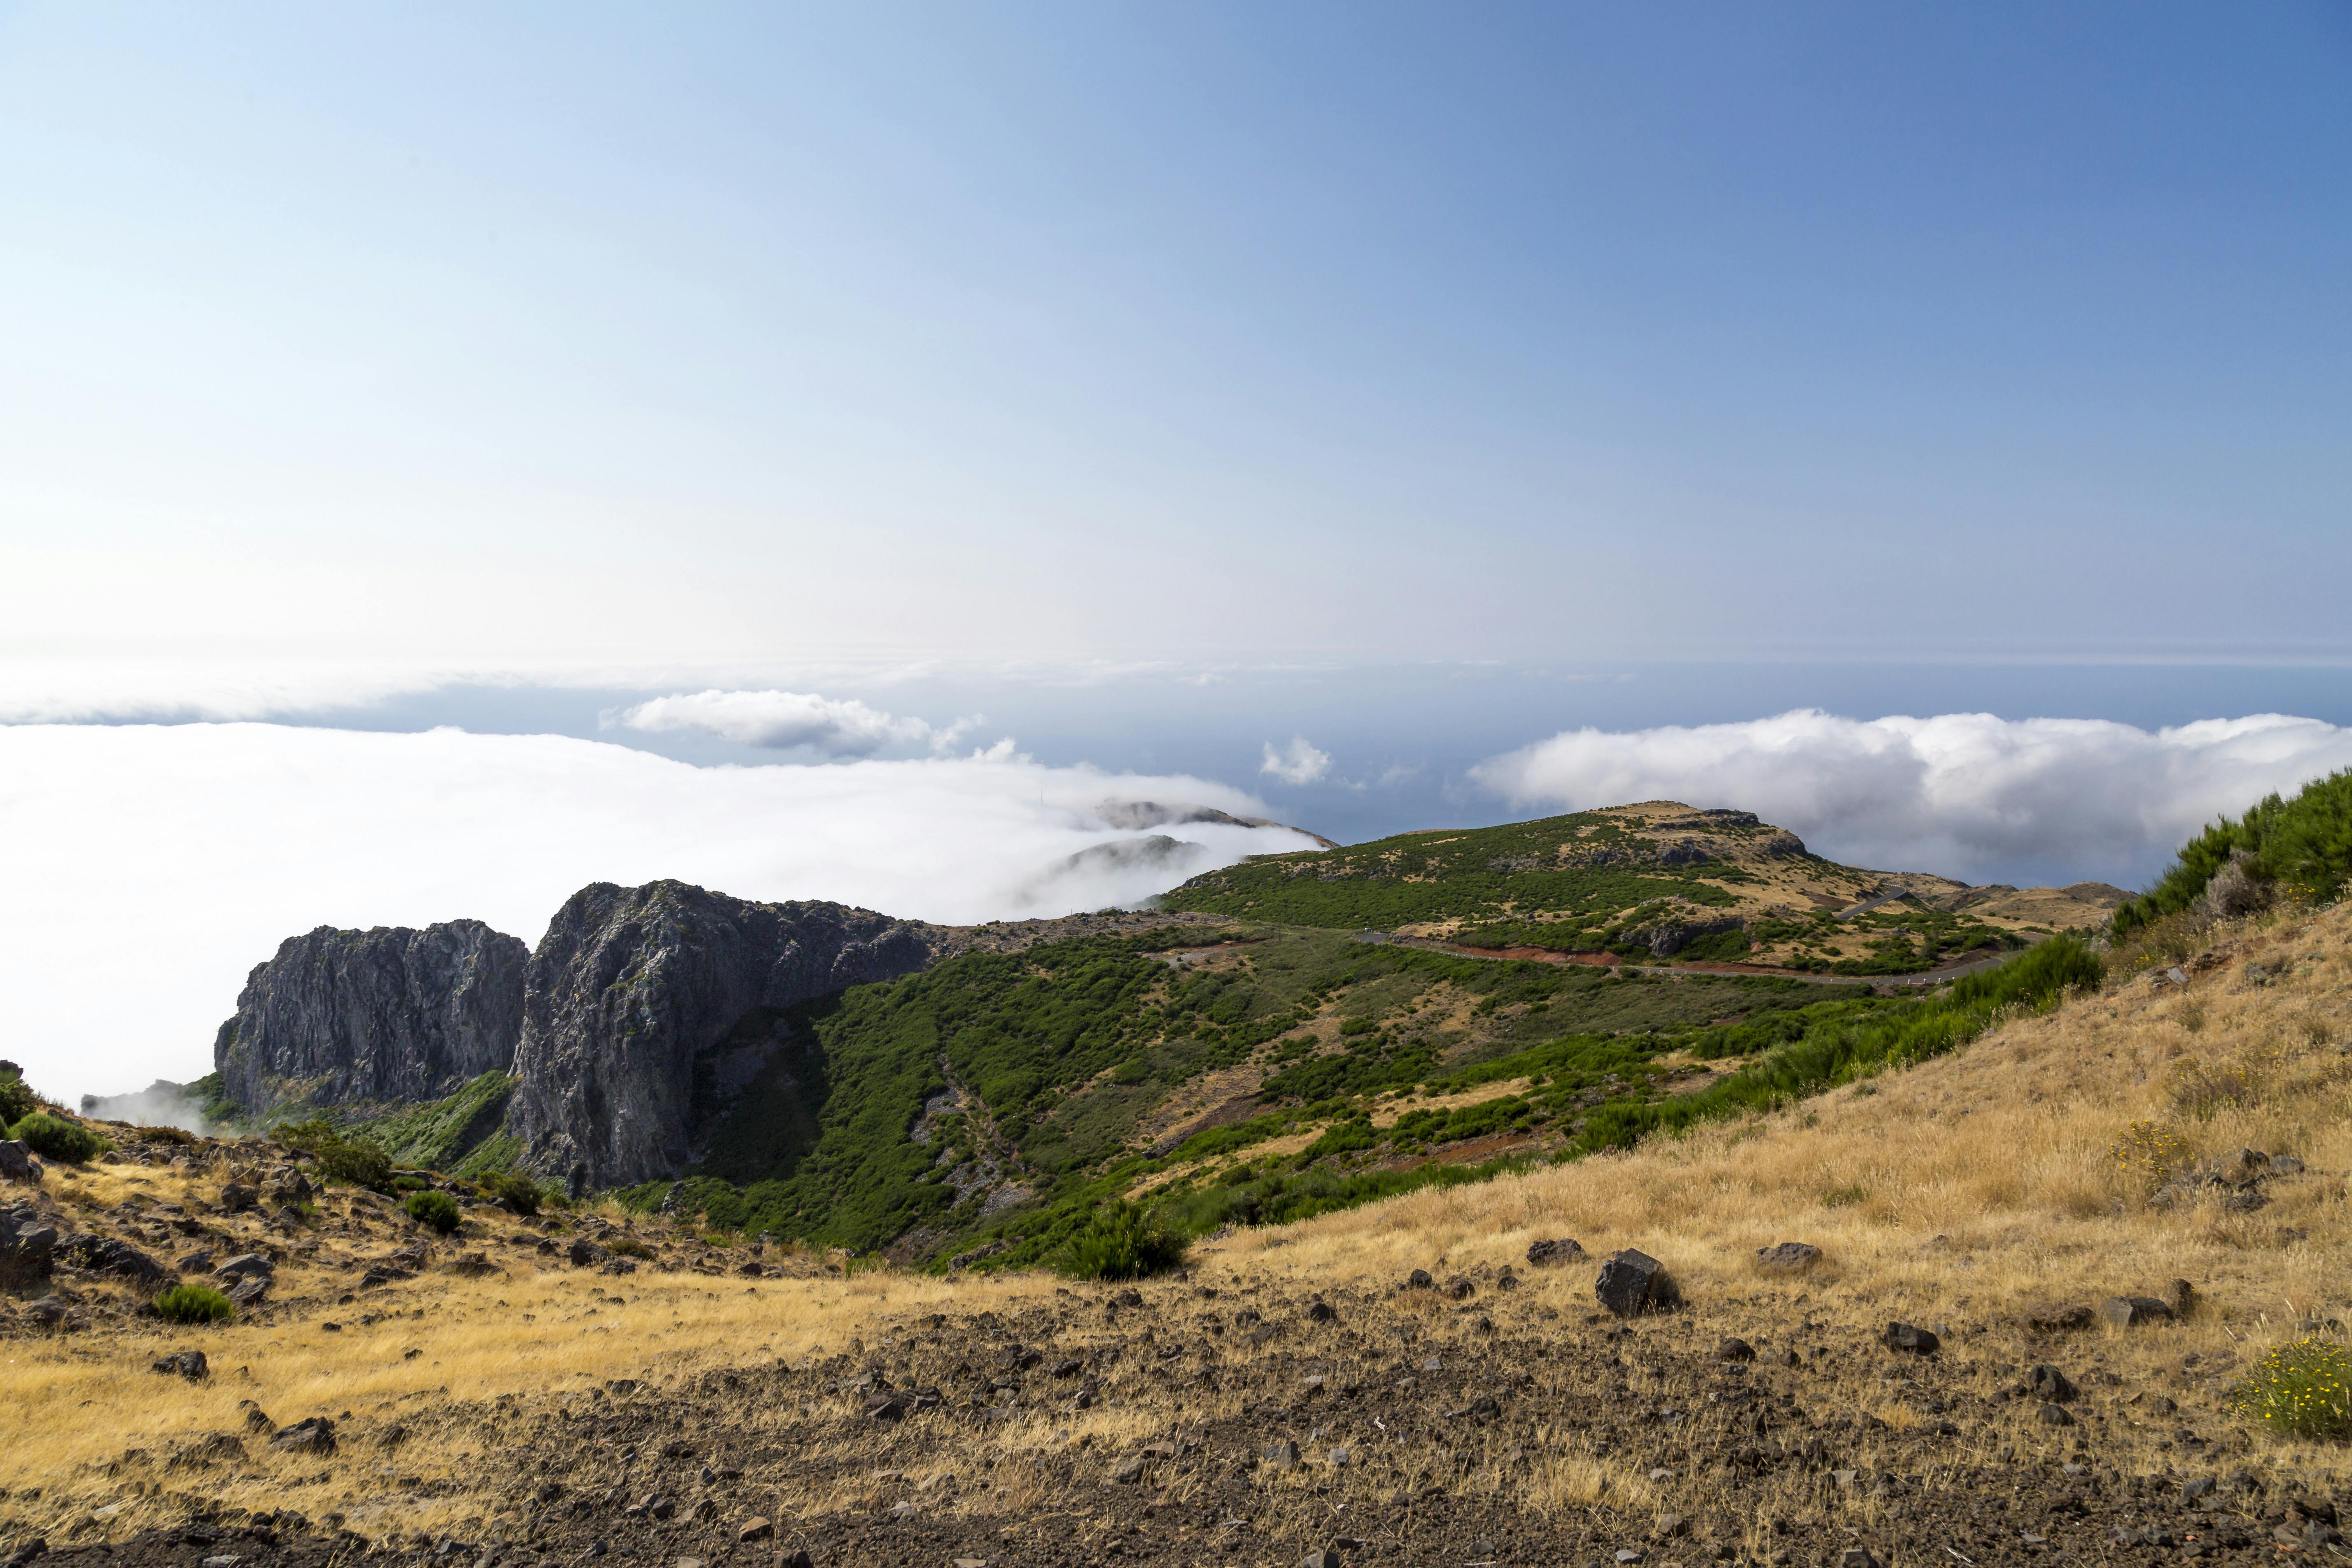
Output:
top-left (1594, 1249), bottom-right (1679, 1317)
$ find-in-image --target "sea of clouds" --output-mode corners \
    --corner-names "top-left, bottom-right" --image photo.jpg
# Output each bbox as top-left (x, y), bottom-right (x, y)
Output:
top-left (1475, 709), bottom-right (2352, 883)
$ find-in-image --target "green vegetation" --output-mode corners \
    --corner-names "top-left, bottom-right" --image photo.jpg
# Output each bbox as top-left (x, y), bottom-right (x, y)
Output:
top-left (8, 1111), bottom-right (105, 1164)
top-left (0, 1063), bottom-right (38, 1127)
top-left (185, 1072), bottom-right (243, 1132)
top-left (404, 1190), bottom-right (462, 1234)
top-left (351, 1072), bottom-right (517, 1176)
top-left (1164, 811), bottom-right (1743, 932)
top-left (2116, 768), bottom-right (2352, 935)
top-left (478, 1169), bottom-right (545, 1216)
top-left (275, 1117), bottom-right (394, 1191)
top-left (2229, 1339), bottom-right (2352, 1441)
top-left (153, 1283), bottom-right (236, 1325)
top-left (1054, 1199), bottom-right (1188, 1279)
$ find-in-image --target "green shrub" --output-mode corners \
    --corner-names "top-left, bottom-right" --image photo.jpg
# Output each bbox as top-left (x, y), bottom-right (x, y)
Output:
top-left (0, 1066), bottom-right (38, 1127)
top-left (154, 1283), bottom-right (235, 1325)
top-left (2229, 1340), bottom-right (2352, 1441)
top-left (275, 1117), bottom-right (394, 1191)
top-left (607, 1236), bottom-right (654, 1260)
top-left (9, 1111), bottom-right (106, 1164)
top-left (1053, 1200), bottom-right (1187, 1281)
top-left (404, 1190), bottom-right (462, 1234)
top-left (478, 1169), bottom-right (544, 1216)
top-left (391, 1174), bottom-right (428, 1193)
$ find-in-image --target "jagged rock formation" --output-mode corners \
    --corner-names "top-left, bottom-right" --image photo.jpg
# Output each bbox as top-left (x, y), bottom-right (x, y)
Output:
top-left (506, 882), bottom-right (945, 1193)
top-left (212, 921), bottom-right (528, 1118)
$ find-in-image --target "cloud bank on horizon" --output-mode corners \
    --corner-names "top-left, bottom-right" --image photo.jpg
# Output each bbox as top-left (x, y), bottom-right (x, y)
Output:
top-left (1473, 709), bottom-right (2352, 883)
top-left (0, 722), bottom-right (1319, 1103)
top-left (613, 688), bottom-right (986, 757)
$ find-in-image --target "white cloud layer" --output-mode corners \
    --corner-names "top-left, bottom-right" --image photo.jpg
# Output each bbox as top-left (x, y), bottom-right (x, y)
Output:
top-left (0, 724), bottom-right (1320, 1102)
top-left (1472, 709), bottom-right (2352, 884)
top-left (1260, 736), bottom-right (1332, 786)
top-left (614, 688), bottom-right (982, 756)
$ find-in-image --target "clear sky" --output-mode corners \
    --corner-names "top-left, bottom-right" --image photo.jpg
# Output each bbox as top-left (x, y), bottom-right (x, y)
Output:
top-left (4, 2), bottom-right (2347, 667)
top-left (6, 4), bottom-right (2352, 1099)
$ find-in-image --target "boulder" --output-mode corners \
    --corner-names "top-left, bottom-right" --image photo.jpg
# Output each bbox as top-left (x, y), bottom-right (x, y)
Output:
top-left (0, 1141), bottom-right (37, 1183)
top-left (2100, 1296), bottom-right (2175, 1328)
top-left (1881, 1322), bottom-right (1939, 1354)
top-left (1594, 1249), bottom-right (1679, 1317)
top-left (152, 1351), bottom-right (209, 1381)
top-left (2037, 1403), bottom-right (2075, 1427)
top-left (1405, 1269), bottom-right (1433, 1290)
top-left (1717, 1338), bottom-right (1755, 1362)
top-left (1525, 1238), bottom-right (1586, 1267)
top-left (2026, 1365), bottom-right (2077, 1403)
top-left (567, 1238), bottom-right (609, 1268)
top-left (61, 1234), bottom-right (166, 1284)
top-left (225, 1276), bottom-right (270, 1308)
top-left (1755, 1241), bottom-right (1823, 1271)
top-left (0, 1205), bottom-right (58, 1286)
top-left (219, 1184), bottom-right (259, 1213)
top-left (214, 1253), bottom-right (275, 1283)
top-left (269, 1417), bottom-right (336, 1455)
top-left (1262, 1439), bottom-right (1301, 1470)
top-left (736, 1519), bottom-right (774, 1544)
top-left (2021, 1302), bottom-right (2094, 1333)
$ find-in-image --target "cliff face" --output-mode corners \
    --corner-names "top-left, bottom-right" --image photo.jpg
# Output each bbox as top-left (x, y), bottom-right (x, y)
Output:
top-left (505, 882), bottom-right (942, 1193)
top-left (213, 921), bottom-right (528, 1118)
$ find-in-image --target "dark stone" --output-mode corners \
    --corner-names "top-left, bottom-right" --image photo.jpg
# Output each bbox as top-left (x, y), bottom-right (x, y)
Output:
top-left (1525, 1238), bottom-right (1586, 1267)
top-left (225, 1275), bottom-right (270, 1308)
top-left (2037, 1402), bottom-right (2075, 1427)
top-left (213, 919), bottom-right (528, 1119)
top-left (0, 1141), bottom-right (34, 1183)
top-left (1717, 1338), bottom-right (1755, 1362)
top-left (152, 1350), bottom-right (209, 1380)
top-left (1444, 1276), bottom-right (1474, 1300)
top-left (1595, 1249), bottom-right (1679, 1317)
top-left (214, 1253), bottom-right (274, 1282)
top-left (1880, 1322), bottom-right (1939, 1354)
top-left (1405, 1268), bottom-right (1433, 1290)
top-left (219, 1183), bottom-right (259, 1213)
top-left (269, 1416), bottom-right (336, 1455)
top-left (2100, 1296), bottom-right (2175, 1328)
top-left (1262, 1439), bottom-right (1300, 1470)
top-left (0, 1204), bottom-right (58, 1286)
top-left (2027, 1365), bottom-right (2077, 1402)
top-left (1755, 1241), bottom-right (1823, 1271)
top-left (61, 1233), bottom-right (166, 1283)
top-left (1111, 1456), bottom-right (1146, 1483)
top-left (507, 882), bottom-right (947, 1190)
top-left (568, 1238), bottom-right (609, 1268)
top-left (1307, 1298), bottom-right (1337, 1322)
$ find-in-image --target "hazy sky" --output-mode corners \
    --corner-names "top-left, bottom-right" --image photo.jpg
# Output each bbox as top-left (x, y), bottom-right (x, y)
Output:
top-left (6, 5), bottom-right (2352, 1099)
top-left (4, 2), bottom-right (2346, 667)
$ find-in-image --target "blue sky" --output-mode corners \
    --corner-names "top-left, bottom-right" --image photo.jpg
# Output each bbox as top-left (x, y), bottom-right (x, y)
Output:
top-left (3, 2), bottom-right (2346, 665)
top-left (5, 3), bottom-right (2352, 1095)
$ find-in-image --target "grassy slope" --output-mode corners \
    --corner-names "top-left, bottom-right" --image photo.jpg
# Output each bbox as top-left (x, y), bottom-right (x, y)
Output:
top-left (1159, 805), bottom-right (2031, 975)
top-left (643, 919), bottom-right (2094, 1271)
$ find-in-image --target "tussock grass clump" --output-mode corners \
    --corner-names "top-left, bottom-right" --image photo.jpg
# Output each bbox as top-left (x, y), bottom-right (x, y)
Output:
top-left (2230, 1340), bottom-right (2352, 1441)
top-left (152, 1283), bottom-right (234, 1325)
top-left (1055, 1200), bottom-right (1187, 1281)
top-left (404, 1190), bottom-right (462, 1234)
top-left (606, 1237), bottom-right (653, 1260)
top-left (9, 1111), bottom-right (106, 1164)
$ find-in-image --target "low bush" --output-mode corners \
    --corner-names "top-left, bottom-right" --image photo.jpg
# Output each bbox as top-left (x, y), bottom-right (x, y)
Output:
top-left (154, 1283), bottom-right (235, 1325)
top-left (9, 1111), bottom-right (106, 1164)
top-left (2229, 1340), bottom-right (2352, 1441)
top-left (0, 1066), bottom-right (38, 1127)
top-left (607, 1237), bottom-right (654, 1260)
top-left (1054, 1200), bottom-right (1187, 1281)
top-left (478, 1169), bottom-right (544, 1216)
top-left (275, 1118), bottom-right (394, 1191)
top-left (404, 1190), bottom-right (462, 1234)
top-left (2110, 1119), bottom-right (2195, 1192)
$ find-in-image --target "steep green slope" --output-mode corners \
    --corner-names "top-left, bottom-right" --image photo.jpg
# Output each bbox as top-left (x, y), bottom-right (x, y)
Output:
top-left (2115, 767), bottom-right (2352, 935)
top-left (642, 923), bottom-right (1856, 1262)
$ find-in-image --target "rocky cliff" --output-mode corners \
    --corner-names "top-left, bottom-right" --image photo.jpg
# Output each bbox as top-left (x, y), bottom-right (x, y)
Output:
top-left (505, 882), bottom-right (944, 1193)
top-left (212, 921), bottom-right (529, 1118)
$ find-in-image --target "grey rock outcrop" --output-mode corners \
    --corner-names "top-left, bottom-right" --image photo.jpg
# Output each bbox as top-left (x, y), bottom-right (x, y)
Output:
top-left (214, 921), bottom-right (528, 1117)
top-left (506, 881), bottom-right (944, 1193)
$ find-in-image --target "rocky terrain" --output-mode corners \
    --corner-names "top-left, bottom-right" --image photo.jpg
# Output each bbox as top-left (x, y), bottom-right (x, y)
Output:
top-left (7, 891), bottom-right (2352, 1567)
top-left (214, 922), bottom-right (530, 1120)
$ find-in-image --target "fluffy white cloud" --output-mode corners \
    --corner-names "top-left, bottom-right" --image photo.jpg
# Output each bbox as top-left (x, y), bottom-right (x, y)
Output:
top-left (614, 688), bottom-right (981, 756)
top-left (1472, 709), bottom-right (2352, 884)
top-left (1260, 735), bottom-right (1332, 786)
top-left (0, 724), bottom-right (1321, 1101)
